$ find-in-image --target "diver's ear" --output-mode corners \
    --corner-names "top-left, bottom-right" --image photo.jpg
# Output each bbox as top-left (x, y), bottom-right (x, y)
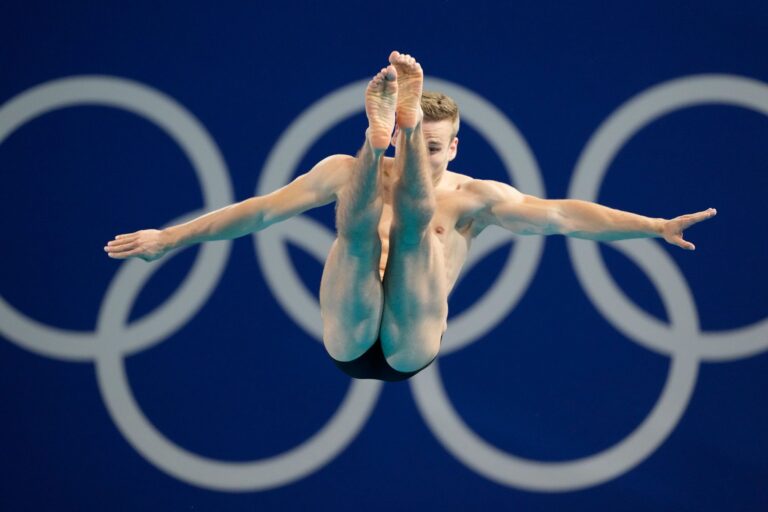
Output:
top-left (448, 136), bottom-right (459, 162)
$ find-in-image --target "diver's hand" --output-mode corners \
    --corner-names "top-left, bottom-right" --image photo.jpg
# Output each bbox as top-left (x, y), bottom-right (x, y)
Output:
top-left (661, 208), bottom-right (717, 251)
top-left (104, 229), bottom-right (170, 262)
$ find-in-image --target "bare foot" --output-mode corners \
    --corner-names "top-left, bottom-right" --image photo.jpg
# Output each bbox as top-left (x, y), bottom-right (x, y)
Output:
top-left (388, 51), bottom-right (423, 129)
top-left (365, 65), bottom-right (398, 150)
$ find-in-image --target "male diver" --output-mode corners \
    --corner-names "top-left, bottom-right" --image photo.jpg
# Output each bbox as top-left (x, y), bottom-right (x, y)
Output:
top-left (105, 51), bottom-right (717, 381)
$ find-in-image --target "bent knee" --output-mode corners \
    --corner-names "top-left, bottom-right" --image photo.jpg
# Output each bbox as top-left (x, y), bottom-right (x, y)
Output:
top-left (336, 195), bottom-right (383, 241)
top-left (389, 220), bottom-right (436, 249)
top-left (390, 198), bottom-right (435, 238)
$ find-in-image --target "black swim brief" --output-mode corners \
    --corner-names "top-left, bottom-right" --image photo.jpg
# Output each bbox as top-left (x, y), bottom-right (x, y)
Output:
top-left (329, 337), bottom-right (438, 382)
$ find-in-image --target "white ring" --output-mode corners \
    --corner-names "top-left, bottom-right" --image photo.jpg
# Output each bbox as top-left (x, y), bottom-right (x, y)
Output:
top-left (95, 212), bottom-right (382, 491)
top-left (568, 74), bottom-right (768, 361)
top-left (412, 237), bottom-right (700, 491)
top-left (0, 76), bottom-right (233, 360)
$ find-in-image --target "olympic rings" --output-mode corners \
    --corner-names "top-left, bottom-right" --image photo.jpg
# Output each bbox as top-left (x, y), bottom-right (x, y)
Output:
top-left (412, 74), bottom-right (768, 491)
top-left (0, 74), bottom-right (766, 492)
top-left (0, 77), bottom-right (381, 491)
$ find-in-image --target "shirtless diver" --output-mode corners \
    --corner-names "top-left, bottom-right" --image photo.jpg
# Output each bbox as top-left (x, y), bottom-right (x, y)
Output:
top-left (104, 51), bottom-right (717, 381)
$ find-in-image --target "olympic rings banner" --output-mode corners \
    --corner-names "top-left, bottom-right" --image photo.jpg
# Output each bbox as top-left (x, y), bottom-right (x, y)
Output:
top-left (1, 2), bottom-right (766, 511)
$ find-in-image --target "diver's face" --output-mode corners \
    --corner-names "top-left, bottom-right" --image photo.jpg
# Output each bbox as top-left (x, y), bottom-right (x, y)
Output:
top-left (421, 119), bottom-right (458, 176)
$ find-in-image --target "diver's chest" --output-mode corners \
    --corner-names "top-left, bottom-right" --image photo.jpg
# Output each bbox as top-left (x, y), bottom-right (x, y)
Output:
top-left (377, 202), bottom-right (454, 241)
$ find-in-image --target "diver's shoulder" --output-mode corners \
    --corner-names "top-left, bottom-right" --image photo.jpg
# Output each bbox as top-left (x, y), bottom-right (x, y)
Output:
top-left (440, 169), bottom-right (474, 190)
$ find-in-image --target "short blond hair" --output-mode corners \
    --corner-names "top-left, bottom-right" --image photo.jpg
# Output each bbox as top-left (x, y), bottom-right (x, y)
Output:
top-left (421, 90), bottom-right (460, 137)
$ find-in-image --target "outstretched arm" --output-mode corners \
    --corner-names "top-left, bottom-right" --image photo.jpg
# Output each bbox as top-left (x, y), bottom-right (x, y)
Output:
top-left (105, 154), bottom-right (355, 261)
top-left (466, 180), bottom-right (717, 250)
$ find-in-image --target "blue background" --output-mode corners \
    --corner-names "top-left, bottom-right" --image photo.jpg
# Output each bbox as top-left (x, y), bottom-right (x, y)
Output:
top-left (1, 1), bottom-right (767, 510)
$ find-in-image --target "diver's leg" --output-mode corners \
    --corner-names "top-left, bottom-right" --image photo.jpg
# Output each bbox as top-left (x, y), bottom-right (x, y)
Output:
top-left (380, 52), bottom-right (448, 372)
top-left (319, 66), bottom-right (397, 361)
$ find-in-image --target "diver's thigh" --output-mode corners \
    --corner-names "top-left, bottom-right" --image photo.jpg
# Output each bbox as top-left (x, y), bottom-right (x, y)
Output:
top-left (320, 237), bottom-right (383, 361)
top-left (379, 233), bottom-right (447, 372)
